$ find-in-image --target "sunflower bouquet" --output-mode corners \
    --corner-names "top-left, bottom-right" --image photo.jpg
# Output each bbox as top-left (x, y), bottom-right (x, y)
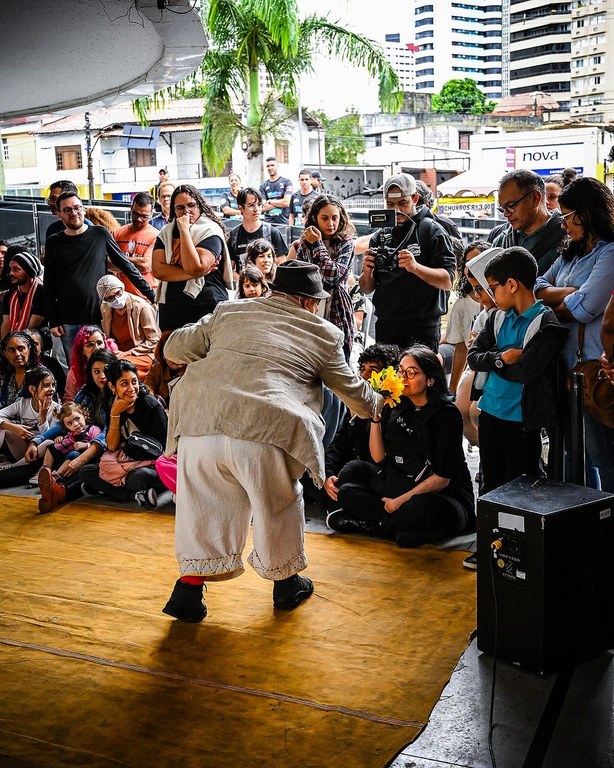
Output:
top-left (368, 366), bottom-right (405, 407)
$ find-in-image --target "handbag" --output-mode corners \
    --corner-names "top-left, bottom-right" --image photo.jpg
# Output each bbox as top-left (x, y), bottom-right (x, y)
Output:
top-left (570, 325), bottom-right (614, 429)
top-left (123, 432), bottom-right (164, 461)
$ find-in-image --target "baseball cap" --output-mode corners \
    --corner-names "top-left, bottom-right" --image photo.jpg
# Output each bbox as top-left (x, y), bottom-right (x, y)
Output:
top-left (383, 174), bottom-right (417, 199)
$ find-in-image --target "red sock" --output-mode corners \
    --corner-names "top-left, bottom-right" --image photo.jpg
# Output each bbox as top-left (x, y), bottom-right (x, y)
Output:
top-left (181, 575), bottom-right (206, 586)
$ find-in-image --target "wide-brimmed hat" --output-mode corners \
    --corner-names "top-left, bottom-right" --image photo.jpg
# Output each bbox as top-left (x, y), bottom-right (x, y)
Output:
top-left (268, 261), bottom-right (330, 300)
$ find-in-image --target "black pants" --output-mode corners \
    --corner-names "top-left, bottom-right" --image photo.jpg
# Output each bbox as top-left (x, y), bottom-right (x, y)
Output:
top-left (375, 321), bottom-right (440, 353)
top-left (80, 463), bottom-right (164, 502)
top-left (478, 410), bottom-right (542, 494)
top-left (336, 460), bottom-right (467, 538)
top-left (0, 459), bottom-right (41, 487)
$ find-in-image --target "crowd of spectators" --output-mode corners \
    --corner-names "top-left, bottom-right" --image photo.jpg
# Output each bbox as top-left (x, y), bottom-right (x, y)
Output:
top-left (0, 169), bottom-right (612, 585)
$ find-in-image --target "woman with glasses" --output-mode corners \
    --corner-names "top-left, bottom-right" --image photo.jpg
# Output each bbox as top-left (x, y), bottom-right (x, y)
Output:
top-left (152, 184), bottom-right (234, 332)
top-left (535, 176), bottom-right (614, 491)
top-left (327, 345), bottom-right (474, 547)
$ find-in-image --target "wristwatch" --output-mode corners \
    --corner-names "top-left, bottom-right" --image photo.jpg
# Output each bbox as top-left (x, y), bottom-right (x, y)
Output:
top-left (494, 353), bottom-right (504, 369)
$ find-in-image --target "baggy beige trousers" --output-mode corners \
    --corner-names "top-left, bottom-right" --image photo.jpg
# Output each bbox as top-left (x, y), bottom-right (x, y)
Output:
top-left (175, 434), bottom-right (309, 581)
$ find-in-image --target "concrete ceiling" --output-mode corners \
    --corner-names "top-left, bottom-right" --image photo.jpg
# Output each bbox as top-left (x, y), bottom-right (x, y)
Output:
top-left (0, 0), bottom-right (207, 123)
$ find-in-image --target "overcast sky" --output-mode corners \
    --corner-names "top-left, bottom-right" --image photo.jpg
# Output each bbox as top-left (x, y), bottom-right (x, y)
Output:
top-left (298, 0), bottom-right (411, 118)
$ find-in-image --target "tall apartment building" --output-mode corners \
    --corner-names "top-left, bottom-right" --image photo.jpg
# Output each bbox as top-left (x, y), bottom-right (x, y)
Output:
top-left (508, 2), bottom-right (572, 110)
top-left (569, 0), bottom-right (612, 122)
top-left (412, 1), bottom-right (503, 98)
top-left (384, 33), bottom-right (416, 92)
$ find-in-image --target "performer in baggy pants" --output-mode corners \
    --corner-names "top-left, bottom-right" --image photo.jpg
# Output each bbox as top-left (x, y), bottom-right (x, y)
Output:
top-left (162, 261), bottom-right (383, 622)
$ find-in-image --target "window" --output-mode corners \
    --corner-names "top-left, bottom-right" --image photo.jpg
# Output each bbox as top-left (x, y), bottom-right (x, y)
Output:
top-left (2, 138), bottom-right (8, 162)
top-left (592, 56), bottom-right (601, 64)
top-left (458, 131), bottom-right (471, 151)
top-left (594, 76), bottom-right (601, 85)
top-left (55, 144), bottom-right (83, 171)
top-left (128, 148), bottom-right (156, 168)
top-left (385, 33), bottom-right (400, 42)
top-left (389, 135), bottom-right (399, 143)
top-left (275, 140), bottom-right (289, 164)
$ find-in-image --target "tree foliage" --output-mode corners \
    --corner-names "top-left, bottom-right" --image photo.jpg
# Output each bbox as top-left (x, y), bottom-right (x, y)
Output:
top-left (431, 78), bottom-right (496, 115)
top-left (134, 0), bottom-right (403, 177)
top-left (311, 109), bottom-right (366, 165)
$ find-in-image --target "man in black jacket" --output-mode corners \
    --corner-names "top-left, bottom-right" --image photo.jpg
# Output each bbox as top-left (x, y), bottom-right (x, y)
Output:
top-left (44, 193), bottom-right (156, 361)
top-left (359, 173), bottom-right (456, 351)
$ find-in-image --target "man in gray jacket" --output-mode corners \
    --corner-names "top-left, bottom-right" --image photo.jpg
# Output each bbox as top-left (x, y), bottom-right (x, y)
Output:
top-left (490, 169), bottom-right (565, 275)
top-left (162, 261), bottom-right (383, 622)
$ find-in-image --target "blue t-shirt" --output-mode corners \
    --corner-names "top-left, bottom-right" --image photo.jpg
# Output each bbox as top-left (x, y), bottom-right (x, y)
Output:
top-left (479, 300), bottom-right (549, 422)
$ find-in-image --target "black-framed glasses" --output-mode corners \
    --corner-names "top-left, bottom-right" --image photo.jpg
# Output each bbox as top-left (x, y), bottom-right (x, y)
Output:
top-left (131, 211), bottom-right (151, 220)
top-left (397, 365), bottom-right (424, 380)
top-left (560, 210), bottom-right (576, 228)
top-left (497, 190), bottom-right (532, 215)
top-left (487, 281), bottom-right (505, 300)
top-left (60, 205), bottom-right (83, 215)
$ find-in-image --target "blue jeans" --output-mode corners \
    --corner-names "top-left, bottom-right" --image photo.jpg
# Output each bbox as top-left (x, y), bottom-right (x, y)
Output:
top-left (57, 323), bottom-right (82, 366)
top-left (585, 412), bottom-right (614, 492)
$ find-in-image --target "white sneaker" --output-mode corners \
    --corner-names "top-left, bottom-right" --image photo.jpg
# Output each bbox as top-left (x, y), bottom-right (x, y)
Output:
top-left (135, 488), bottom-right (158, 508)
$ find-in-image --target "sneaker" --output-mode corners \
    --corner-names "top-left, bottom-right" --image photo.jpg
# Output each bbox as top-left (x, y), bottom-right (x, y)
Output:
top-left (29, 469), bottom-right (42, 486)
top-left (80, 482), bottom-right (99, 497)
top-left (273, 575), bottom-right (314, 610)
top-left (463, 553), bottom-right (478, 570)
top-left (162, 579), bottom-right (207, 623)
top-left (326, 509), bottom-right (380, 537)
top-left (135, 488), bottom-right (158, 508)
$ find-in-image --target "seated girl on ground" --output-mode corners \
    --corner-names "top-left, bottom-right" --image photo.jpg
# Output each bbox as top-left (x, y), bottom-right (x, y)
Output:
top-left (79, 359), bottom-right (168, 508)
top-left (26, 401), bottom-right (102, 485)
top-left (35, 349), bottom-right (117, 515)
top-left (326, 345), bottom-right (475, 547)
top-left (0, 366), bottom-right (60, 485)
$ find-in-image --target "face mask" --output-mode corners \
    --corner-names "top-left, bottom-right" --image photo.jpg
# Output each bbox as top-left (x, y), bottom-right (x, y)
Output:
top-left (107, 294), bottom-right (127, 309)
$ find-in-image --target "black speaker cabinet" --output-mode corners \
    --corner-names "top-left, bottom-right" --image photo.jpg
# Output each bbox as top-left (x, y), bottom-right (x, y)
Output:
top-left (476, 476), bottom-right (614, 675)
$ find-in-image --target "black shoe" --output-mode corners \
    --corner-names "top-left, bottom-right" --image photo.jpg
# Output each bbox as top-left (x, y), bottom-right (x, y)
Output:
top-left (273, 575), bottom-right (314, 610)
top-left (162, 579), bottom-right (207, 622)
top-left (394, 529), bottom-right (446, 548)
top-left (463, 553), bottom-right (478, 570)
top-left (326, 509), bottom-right (380, 537)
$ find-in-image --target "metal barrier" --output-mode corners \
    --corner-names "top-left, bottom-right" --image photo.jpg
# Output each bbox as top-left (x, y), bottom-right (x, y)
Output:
top-left (0, 197), bottom-right (131, 256)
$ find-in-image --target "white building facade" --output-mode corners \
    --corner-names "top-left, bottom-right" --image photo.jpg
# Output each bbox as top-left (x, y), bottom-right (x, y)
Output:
top-left (508, 1), bottom-right (572, 111)
top-left (412, 0), bottom-right (503, 98)
top-left (569, 0), bottom-right (613, 123)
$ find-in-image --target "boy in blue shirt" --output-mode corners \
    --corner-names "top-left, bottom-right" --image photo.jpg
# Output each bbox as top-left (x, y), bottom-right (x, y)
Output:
top-left (467, 246), bottom-right (567, 494)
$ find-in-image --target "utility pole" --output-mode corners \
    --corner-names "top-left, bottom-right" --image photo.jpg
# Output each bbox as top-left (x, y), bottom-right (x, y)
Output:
top-left (85, 112), bottom-right (95, 201)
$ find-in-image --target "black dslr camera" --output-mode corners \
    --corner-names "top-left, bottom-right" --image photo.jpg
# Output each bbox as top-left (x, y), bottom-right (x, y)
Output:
top-left (368, 209), bottom-right (398, 271)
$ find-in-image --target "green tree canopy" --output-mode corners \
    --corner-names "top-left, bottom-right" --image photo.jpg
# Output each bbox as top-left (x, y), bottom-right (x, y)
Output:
top-left (311, 109), bottom-right (366, 165)
top-left (134, 0), bottom-right (403, 179)
top-left (431, 79), bottom-right (496, 115)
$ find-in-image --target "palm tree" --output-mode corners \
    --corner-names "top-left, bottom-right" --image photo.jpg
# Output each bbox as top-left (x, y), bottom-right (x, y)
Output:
top-left (134, 0), bottom-right (403, 181)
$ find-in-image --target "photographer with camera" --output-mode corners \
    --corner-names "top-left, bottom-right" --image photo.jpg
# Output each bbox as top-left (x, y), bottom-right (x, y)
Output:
top-left (359, 174), bottom-right (456, 351)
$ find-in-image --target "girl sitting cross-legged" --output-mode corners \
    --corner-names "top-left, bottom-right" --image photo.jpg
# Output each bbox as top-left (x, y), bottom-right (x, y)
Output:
top-left (26, 401), bottom-right (102, 486)
top-left (326, 345), bottom-right (475, 547)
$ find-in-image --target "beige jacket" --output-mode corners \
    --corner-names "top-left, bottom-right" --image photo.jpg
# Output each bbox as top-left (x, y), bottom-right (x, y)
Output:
top-left (100, 293), bottom-right (160, 357)
top-left (165, 296), bottom-right (382, 485)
